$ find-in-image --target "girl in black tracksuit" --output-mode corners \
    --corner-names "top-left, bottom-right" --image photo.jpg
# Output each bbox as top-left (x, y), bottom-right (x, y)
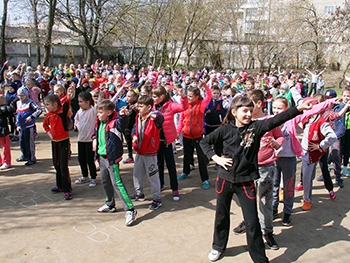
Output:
top-left (200, 96), bottom-right (311, 262)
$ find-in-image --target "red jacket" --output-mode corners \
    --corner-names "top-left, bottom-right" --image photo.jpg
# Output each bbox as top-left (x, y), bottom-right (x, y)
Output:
top-left (132, 111), bottom-right (164, 155)
top-left (180, 87), bottom-right (212, 139)
top-left (43, 103), bottom-right (70, 142)
top-left (155, 97), bottom-right (188, 145)
top-left (303, 117), bottom-right (326, 164)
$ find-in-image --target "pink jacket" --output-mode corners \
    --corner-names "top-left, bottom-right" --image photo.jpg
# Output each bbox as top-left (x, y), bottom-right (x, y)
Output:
top-left (155, 97), bottom-right (189, 145)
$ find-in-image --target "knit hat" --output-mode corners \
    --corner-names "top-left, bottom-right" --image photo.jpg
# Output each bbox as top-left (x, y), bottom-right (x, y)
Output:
top-left (17, 87), bottom-right (29, 97)
top-left (71, 77), bottom-right (79, 84)
top-left (81, 78), bottom-right (89, 85)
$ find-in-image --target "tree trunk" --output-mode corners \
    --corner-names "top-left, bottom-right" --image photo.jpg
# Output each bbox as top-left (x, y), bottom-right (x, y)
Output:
top-left (0, 0), bottom-right (9, 64)
top-left (43, 0), bottom-right (57, 66)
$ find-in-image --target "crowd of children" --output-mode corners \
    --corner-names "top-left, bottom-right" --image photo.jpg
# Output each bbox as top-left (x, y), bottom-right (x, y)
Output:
top-left (1, 59), bottom-right (350, 262)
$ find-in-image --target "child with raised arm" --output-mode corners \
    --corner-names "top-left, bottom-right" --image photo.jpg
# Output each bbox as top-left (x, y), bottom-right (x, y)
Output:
top-left (200, 96), bottom-right (312, 262)
top-left (43, 87), bottom-right (74, 200)
top-left (92, 99), bottom-right (137, 226)
top-left (130, 95), bottom-right (164, 210)
top-left (177, 80), bottom-right (212, 189)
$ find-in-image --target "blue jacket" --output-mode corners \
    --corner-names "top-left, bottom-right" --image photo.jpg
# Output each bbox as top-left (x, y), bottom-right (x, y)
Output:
top-left (16, 98), bottom-right (42, 129)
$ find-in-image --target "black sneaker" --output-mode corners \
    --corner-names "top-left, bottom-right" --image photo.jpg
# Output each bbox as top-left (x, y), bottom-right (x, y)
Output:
top-left (337, 179), bottom-right (344, 188)
top-left (64, 192), bottom-right (73, 200)
top-left (282, 214), bottom-right (291, 226)
top-left (130, 193), bottom-right (146, 202)
top-left (16, 156), bottom-right (28, 162)
top-left (51, 186), bottom-right (62, 193)
top-left (264, 233), bottom-right (279, 250)
top-left (233, 220), bottom-right (246, 234)
top-left (149, 199), bottom-right (162, 210)
top-left (25, 160), bottom-right (36, 166)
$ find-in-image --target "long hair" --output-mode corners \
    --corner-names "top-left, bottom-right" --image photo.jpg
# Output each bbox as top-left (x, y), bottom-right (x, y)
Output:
top-left (222, 96), bottom-right (254, 124)
top-left (152, 85), bottom-right (170, 102)
top-left (78, 91), bottom-right (94, 107)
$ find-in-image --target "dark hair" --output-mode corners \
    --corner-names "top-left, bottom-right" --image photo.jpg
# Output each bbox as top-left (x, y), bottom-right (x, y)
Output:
top-left (152, 86), bottom-right (170, 102)
top-left (138, 94), bottom-right (154, 107)
top-left (188, 85), bottom-right (202, 100)
top-left (97, 99), bottom-right (115, 111)
top-left (78, 91), bottom-right (94, 107)
top-left (44, 94), bottom-right (62, 108)
top-left (246, 76), bottom-right (255, 85)
top-left (211, 85), bottom-right (220, 92)
top-left (222, 96), bottom-right (254, 124)
top-left (247, 89), bottom-right (264, 103)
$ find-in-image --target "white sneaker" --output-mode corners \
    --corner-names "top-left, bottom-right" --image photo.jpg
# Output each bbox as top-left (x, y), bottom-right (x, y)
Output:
top-left (89, 179), bottom-right (97, 187)
top-left (125, 209), bottom-right (137, 226)
top-left (208, 249), bottom-right (222, 261)
top-left (75, 177), bottom-right (89, 184)
top-left (190, 164), bottom-right (195, 171)
top-left (0, 163), bottom-right (10, 170)
top-left (97, 204), bottom-right (116, 213)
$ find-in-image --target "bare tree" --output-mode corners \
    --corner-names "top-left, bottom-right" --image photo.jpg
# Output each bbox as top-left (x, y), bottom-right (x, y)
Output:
top-left (0, 0), bottom-right (10, 64)
top-left (43, 0), bottom-right (57, 66)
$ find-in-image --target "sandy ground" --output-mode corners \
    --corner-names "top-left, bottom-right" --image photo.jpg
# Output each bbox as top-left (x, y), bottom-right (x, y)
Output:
top-left (1, 117), bottom-right (350, 263)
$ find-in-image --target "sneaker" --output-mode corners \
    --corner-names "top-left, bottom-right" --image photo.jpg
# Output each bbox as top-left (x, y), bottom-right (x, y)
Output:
top-left (172, 190), bottom-right (180, 201)
top-left (130, 193), bottom-right (146, 202)
top-left (203, 180), bottom-right (210, 189)
top-left (75, 177), bottom-right (89, 184)
top-left (343, 167), bottom-right (350, 177)
top-left (190, 164), bottom-right (195, 171)
top-left (0, 163), bottom-right (11, 170)
top-left (295, 182), bottom-right (303, 191)
top-left (64, 192), bottom-right (73, 200)
top-left (337, 179), bottom-right (344, 188)
top-left (125, 209), bottom-right (137, 226)
top-left (51, 186), bottom-right (62, 193)
top-left (282, 214), bottom-right (291, 226)
top-left (25, 160), bottom-right (36, 166)
top-left (173, 150), bottom-right (178, 154)
top-left (89, 179), bottom-right (97, 188)
top-left (123, 157), bottom-right (134, 164)
top-left (149, 199), bottom-right (162, 210)
top-left (233, 220), bottom-right (246, 234)
top-left (97, 204), bottom-right (117, 213)
top-left (177, 173), bottom-right (189, 180)
top-left (316, 175), bottom-right (324, 182)
top-left (329, 190), bottom-right (337, 201)
top-left (264, 233), bottom-right (279, 250)
top-left (11, 135), bottom-right (19, 142)
top-left (208, 249), bottom-right (222, 261)
top-left (16, 156), bottom-right (28, 162)
top-left (302, 200), bottom-right (312, 211)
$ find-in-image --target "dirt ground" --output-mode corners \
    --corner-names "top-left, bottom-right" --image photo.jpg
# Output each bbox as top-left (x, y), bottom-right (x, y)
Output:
top-left (1, 116), bottom-right (350, 263)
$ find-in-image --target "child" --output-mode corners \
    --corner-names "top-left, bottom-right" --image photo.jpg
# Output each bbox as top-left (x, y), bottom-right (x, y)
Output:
top-left (93, 99), bottom-right (137, 226)
top-left (177, 81), bottom-right (212, 189)
top-left (152, 85), bottom-right (188, 201)
top-left (121, 90), bottom-right (138, 164)
top-left (340, 87), bottom-right (350, 176)
top-left (16, 87), bottom-right (42, 166)
top-left (0, 96), bottom-right (15, 169)
top-left (130, 95), bottom-right (164, 210)
top-left (43, 91), bottom-right (74, 200)
top-left (200, 96), bottom-right (313, 262)
top-left (74, 92), bottom-right (98, 187)
top-left (5, 83), bottom-right (19, 141)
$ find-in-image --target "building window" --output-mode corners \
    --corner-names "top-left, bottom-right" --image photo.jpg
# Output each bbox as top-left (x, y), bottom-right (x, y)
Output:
top-left (324, 6), bottom-right (334, 14)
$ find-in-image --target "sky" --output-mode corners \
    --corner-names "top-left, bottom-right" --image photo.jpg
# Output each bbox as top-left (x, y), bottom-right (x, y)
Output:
top-left (0, 1), bottom-right (29, 24)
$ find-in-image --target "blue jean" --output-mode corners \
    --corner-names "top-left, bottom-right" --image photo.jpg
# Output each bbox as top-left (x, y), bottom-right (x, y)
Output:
top-left (273, 157), bottom-right (296, 215)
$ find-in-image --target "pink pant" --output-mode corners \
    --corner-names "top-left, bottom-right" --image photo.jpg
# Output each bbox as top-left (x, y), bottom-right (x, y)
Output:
top-left (0, 135), bottom-right (11, 166)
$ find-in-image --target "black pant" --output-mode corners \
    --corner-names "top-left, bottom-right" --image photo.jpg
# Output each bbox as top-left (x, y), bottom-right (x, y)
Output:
top-left (206, 127), bottom-right (223, 156)
top-left (213, 177), bottom-right (269, 263)
top-left (123, 128), bottom-right (133, 159)
top-left (182, 136), bottom-right (209, 181)
top-left (318, 149), bottom-right (334, 192)
top-left (157, 141), bottom-right (178, 191)
top-left (308, 83), bottom-right (317, 96)
top-left (52, 139), bottom-right (71, 192)
top-left (78, 141), bottom-right (97, 179)
top-left (341, 129), bottom-right (350, 167)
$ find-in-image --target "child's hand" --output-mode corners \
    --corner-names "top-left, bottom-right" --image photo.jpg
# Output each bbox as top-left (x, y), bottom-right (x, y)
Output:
top-left (212, 155), bottom-right (233, 171)
top-left (92, 139), bottom-right (97, 152)
top-left (297, 101), bottom-right (313, 111)
top-left (199, 79), bottom-right (207, 90)
top-left (132, 136), bottom-right (138, 144)
top-left (150, 113), bottom-right (157, 120)
top-left (47, 131), bottom-right (53, 140)
top-left (269, 138), bottom-right (280, 149)
top-left (309, 142), bottom-right (322, 152)
top-left (25, 116), bottom-right (32, 122)
top-left (119, 106), bottom-right (129, 116)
